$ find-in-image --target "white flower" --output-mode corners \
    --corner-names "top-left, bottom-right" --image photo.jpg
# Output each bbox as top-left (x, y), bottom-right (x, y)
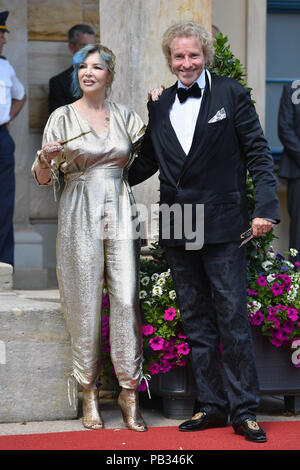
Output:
top-left (283, 260), bottom-right (294, 268)
top-left (267, 274), bottom-right (275, 283)
top-left (151, 273), bottom-right (160, 281)
top-left (290, 248), bottom-right (299, 257)
top-left (287, 290), bottom-right (297, 302)
top-left (160, 271), bottom-right (170, 278)
top-left (152, 286), bottom-right (163, 296)
top-left (141, 276), bottom-right (150, 286)
top-left (156, 277), bottom-right (166, 287)
top-left (262, 260), bottom-right (273, 271)
top-left (139, 290), bottom-right (147, 299)
top-left (252, 301), bottom-right (262, 313)
top-left (169, 290), bottom-right (176, 300)
top-left (247, 300), bottom-right (261, 314)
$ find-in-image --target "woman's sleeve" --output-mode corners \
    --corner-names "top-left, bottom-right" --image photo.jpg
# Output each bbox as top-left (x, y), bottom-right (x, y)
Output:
top-left (31, 109), bottom-right (66, 187)
top-left (125, 108), bottom-right (147, 152)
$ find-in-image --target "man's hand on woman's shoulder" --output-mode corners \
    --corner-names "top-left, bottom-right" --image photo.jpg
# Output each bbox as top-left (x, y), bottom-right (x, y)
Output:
top-left (148, 86), bottom-right (165, 102)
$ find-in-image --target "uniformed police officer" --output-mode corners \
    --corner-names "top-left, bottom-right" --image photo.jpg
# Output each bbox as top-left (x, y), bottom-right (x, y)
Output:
top-left (0, 10), bottom-right (26, 266)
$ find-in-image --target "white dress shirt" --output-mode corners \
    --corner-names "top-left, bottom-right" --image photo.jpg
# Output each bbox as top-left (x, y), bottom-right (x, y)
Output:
top-left (169, 69), bottom-right (210, 155)
top-left (0, 58), bottom-right (25, 125)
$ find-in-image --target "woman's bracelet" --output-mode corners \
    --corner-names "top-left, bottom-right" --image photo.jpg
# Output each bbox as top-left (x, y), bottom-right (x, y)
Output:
top-left (37, 150), bottom-right (51, 170)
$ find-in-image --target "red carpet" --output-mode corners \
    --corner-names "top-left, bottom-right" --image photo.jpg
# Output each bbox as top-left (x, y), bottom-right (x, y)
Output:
top-left (0, 421), bottom-right (300, 450)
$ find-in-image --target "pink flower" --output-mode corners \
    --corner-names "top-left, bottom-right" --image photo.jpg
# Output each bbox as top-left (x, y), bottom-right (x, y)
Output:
top-left (142, 324), bottom-right (156, 336)
top-left (177, 357), bottom-right (188, 367)
top-left (149, 336), bottom-right (165, 351)
top-left (277, 304), bottom-right (287, 311)
top-left (280, 274), bottom-right (292, 285)
top-left (256, 276), bottom-right (268, 286)
top-left (139, 379), bottom-right (148, 392)
top-left (271, 336), bottom-right (283, 347)
top-left (288, 307), bottom-right (299, 321)
top-left (102, 315), bottom-right (109, 326)
top-left (251, 311), bottom-right (264, 326)
top-left (272, 318), bottom-right (281, 329)
top-left (267, 306), bottom-right (280, 315)
top-left (148, 363), bottom-right (161, 374)
top-left (270, 282), bottom-right (284, 296)
top-left (282, 320), bottom-right (295, 334)
top-left (247, 289), bottom-right (259, 296)
top-left (295, 262), bottom-right (300, 269)
top-left (160, 360), bottom-right (173, 373)
top-left (101, 325), bottom-right (109, 338)
top-left (178, 331), bottom-right (187, 339)
top-left (102, 294), bottom-right (110, 310)
top-left (176, 342), bottom-right (190, 355)
top-left (162, 351), bottom-right (177, 359)
top-left (164, 307), bottom-right (177, 321)
top-left (163, 340), bottom-right (175, 351)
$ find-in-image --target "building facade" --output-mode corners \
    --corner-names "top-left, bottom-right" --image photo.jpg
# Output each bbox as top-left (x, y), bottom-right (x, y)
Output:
top-left (2, 0), bottom-right (295, 288)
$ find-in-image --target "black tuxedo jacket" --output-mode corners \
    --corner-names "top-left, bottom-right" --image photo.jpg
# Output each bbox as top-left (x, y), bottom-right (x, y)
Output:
top-left (48, 66), bottom-right (76, 114)
top-left (128, 73), bottom-right (280, 246)
top-left (278, 82), bottom-right (300, 180)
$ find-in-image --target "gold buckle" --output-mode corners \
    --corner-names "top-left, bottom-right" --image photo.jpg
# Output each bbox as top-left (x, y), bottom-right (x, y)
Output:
top-left (192, 411), bottom-right (204, 420)
top-left (246, 420), bottom-right (260, 431)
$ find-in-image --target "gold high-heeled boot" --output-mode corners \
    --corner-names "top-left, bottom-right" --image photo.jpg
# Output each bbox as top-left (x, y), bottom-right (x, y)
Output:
top-left (117, 388), bottom-right (147, 432)
top-left (82, 389), bottom-right (103, 430)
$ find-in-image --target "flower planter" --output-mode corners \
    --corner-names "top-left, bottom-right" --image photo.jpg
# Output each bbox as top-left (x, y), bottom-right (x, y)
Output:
top-left (149, 364), bottom-right (196, 419)
top-left (251, 327), bottom-right (300, 414)
top-left (149, 328), bottom-right (300, 419)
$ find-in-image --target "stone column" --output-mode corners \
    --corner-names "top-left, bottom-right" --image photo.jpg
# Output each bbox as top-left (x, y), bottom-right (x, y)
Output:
top-left (246, 0), bottom-right (267, 129)
top-left (99, 0), bottom-right (212, 243)
top-left (1, 0), bottom-right (47, 288)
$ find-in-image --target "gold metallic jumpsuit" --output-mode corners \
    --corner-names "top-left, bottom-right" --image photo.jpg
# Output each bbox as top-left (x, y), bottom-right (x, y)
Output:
top-left (32, 102), bottom-right (145, 392)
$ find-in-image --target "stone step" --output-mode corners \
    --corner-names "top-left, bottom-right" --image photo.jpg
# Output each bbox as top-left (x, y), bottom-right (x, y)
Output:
top-left (0, 263), bottom-right (13, 292)
top-left (0, 289), bottom-right (78, 423)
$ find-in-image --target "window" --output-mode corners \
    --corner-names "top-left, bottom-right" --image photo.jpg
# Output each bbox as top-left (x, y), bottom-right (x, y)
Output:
top-left (266, 1), bottom-right (300, 161)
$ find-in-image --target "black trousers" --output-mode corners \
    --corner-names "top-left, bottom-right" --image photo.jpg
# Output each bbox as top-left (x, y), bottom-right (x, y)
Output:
top-left (287, 177), bottom-right (300, 263)
top-left (165, 242), bottom-right (260, 424)
top-left (0, 125), bottom-right (15, 266)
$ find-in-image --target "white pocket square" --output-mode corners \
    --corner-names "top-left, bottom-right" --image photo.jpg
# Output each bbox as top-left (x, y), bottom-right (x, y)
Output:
top-left (208, 108), bottom-right (227, 123)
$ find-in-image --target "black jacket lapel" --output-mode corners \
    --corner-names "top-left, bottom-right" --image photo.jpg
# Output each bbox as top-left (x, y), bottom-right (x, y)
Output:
top-left (158, 84), bottom-right (188, 162)
top-left (186, 72), bottom-right (211, 160)
top-left (179, 72), bottom-right (212, 179)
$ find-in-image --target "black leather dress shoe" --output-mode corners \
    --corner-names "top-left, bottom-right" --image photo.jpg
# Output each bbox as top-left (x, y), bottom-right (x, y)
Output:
top-left (233, 419), bottom-right (267, 443)
top-left (179, 410), bottom-right (227, 432)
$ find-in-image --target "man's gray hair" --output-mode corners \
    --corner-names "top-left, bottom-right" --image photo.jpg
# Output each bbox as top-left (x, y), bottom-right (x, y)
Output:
top-left (68, 24), bottom-right (95, 44)
top-left (162, 21), bottom-right (215, 68)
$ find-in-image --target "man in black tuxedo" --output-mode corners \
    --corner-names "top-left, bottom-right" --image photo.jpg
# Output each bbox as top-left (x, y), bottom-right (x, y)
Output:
top-left (48, 24), bottom-right (96, 113)
top-left (129, 21), bottom-right (280, 443)
top-left (278, 82), bottom-right (300, 263)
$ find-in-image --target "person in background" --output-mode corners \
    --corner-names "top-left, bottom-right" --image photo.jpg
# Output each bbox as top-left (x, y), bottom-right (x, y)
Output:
top-left (278, 81), bottom-right (300, 263)
top-left (0, 10), bottom-right (26, 267)
top-left (48, 24), bottom-right (96, 113)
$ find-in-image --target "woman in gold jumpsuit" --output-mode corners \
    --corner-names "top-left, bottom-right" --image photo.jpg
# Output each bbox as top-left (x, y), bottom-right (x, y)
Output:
top-left (32, 44), bottom-right (147, 432)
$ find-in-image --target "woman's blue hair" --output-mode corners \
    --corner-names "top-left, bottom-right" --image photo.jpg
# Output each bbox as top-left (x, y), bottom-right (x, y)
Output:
top-left (71, 44), bottom-right (116, 98)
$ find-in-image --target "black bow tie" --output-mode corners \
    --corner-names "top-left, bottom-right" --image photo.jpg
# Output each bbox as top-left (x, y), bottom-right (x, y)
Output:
top-left (177, 82), bottom-right (202, 103)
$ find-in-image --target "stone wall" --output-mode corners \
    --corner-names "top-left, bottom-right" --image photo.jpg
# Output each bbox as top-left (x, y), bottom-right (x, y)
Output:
top-left (28, 0), bottom-right (100, 133)
top-left (27, 1), bottom-right (100, 285)
top-left (0, 290), bottom-right (78, 422)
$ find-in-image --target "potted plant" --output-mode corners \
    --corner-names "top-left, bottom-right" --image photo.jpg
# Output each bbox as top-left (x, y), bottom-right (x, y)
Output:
top-left (247, 248), bottom-right (300, 413)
